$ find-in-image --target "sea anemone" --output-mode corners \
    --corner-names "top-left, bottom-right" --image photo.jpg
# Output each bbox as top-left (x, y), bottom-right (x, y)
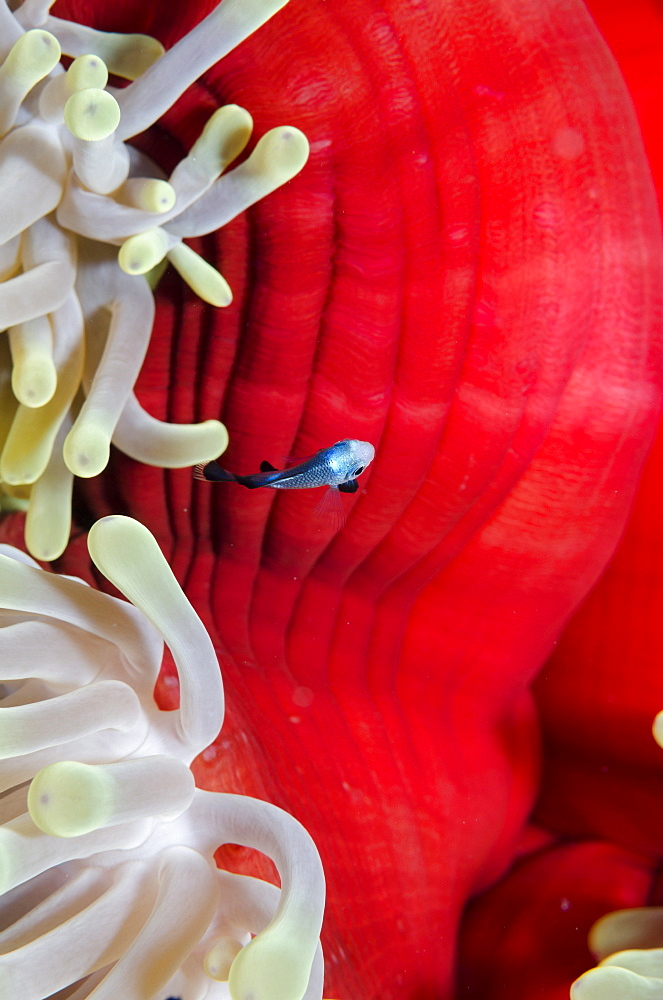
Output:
top-left (0, 513), bottom-right (325, 1000)
top-left (2, 0), bottom-right (662, 996)
top-left (0, 0), bottom-right (308, 562)
top-left (60, 0), bottom-right (663, 997)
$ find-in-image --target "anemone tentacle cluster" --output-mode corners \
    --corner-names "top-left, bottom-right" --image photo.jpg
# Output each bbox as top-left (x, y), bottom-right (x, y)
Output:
top-left (0, 514), bottom-right (325, 1000)
top-left (0, 0), bottom-right (309, 561)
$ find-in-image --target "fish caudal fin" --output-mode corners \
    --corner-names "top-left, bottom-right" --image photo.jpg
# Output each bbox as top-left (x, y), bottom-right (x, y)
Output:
top-left (193, 461), bottom-right (236, 483)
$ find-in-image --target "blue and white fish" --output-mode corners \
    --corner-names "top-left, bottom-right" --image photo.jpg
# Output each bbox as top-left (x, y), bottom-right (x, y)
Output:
top-left (193, 439), bottom-right (375, 493)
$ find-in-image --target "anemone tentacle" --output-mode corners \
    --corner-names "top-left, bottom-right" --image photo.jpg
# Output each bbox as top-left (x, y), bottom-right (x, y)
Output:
top-left (0, 515), bottom-right (326, 1000)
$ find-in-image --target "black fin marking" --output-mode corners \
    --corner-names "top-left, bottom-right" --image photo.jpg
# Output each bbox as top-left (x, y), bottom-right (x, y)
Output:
top-left (338, 479), bottom-right (359, 494)
top-left (259, 460), bottom-right (279, 472)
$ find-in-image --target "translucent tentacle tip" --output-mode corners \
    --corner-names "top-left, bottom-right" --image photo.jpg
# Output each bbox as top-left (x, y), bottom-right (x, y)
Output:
top-left (119, 227), bottom-right (171, 274)
top-left (63, 423), bottom-right (111, 478)
top-left (189, 104), bottom-right (253, 177)
top-left (67, 53), bottom-right (109, 93)
top-left (167, 243), bottom-right (232, 307)
top-left (28, 760), bottom-right (114, 837)
top-left (0, 29), bottom-right (61, 94)
top-left (63, 87), bottom-right (121, 141)
top-left (571, 965), bottom-right (652, 999)
top-left (76, 30), bottom-right (165, 81)
top-left (12, 355), bottom-right (57, 407)
top-left (28, 756), bottom-right (196, 836)
top-left (121, 177), bottom-right (176, 213)
top-left (253, 126), bottom-right (310, 180)
top-left (204, 937), bottom-right (243, 980)
top-left (229, 932), bottom-right (314, 1000)
top-left (652, 710), bottom-right (663, 748)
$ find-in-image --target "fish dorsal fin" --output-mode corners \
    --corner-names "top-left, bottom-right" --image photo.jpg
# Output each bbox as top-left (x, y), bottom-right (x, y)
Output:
top-left (259, 460), bottom-right (279, 472)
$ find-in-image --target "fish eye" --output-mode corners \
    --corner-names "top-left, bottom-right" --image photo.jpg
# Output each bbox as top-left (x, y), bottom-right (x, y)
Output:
top-left (353, 466), bottom-right (364, 476)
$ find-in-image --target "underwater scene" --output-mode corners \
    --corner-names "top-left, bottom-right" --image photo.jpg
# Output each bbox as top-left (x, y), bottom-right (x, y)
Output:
top-left (0, 0), bottom-right (661, 997)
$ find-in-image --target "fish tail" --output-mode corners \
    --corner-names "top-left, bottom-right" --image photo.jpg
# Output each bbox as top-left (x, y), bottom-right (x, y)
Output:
top-left (193, 461), bottom-right (236, 483)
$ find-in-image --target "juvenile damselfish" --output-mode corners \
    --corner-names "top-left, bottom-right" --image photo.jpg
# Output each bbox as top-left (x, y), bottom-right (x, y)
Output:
top-left (194, 439), bottom-right (375, 493)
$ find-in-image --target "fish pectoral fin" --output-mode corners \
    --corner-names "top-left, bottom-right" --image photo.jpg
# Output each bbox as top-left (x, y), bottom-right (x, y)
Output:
top-left (338, 478), bottom-right (359, 494)
top-left (313, 486), bottom-right (346, 532)
top-left (259, 460), bottom-right (279, 472)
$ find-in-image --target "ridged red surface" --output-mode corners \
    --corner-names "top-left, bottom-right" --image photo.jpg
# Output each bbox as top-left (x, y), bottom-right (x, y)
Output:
top-left (41, 0), bottom-right (663, 996)
top-left (456, 3), bottom-right (663, 997)
top-left (534, 0), bottom-right (663, 852)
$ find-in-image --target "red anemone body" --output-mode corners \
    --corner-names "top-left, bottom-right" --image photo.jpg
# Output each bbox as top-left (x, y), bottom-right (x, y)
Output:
top-left (455, 3), bottom-right (663, 996)
top-left (40, 0), bottom-right (663, 996)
